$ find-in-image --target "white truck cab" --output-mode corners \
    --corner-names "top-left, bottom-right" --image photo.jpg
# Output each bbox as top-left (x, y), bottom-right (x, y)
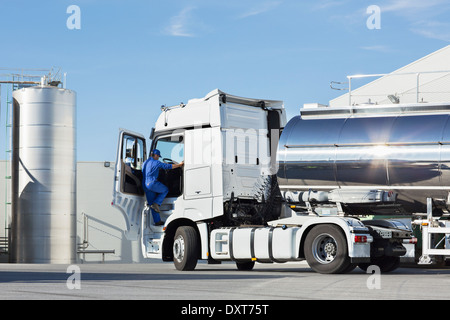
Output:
top-left (113, 89), bottom-right (291, 268)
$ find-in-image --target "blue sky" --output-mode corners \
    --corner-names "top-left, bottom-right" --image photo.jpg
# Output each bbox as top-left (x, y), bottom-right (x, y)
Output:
top-left (1, 0), bottom-right (450, 161)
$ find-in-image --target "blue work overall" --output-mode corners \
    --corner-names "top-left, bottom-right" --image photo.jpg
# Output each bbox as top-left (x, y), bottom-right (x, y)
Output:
top-left (142, 158), bottom-right (172, 223)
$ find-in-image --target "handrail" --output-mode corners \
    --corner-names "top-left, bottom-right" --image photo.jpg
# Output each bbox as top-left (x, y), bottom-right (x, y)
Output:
top-left (77, 250), bottom-right (115, 254)
top-left (77, 249), bottom-right (116, 263)
top-left (346, 70), bottom-right (450, 105)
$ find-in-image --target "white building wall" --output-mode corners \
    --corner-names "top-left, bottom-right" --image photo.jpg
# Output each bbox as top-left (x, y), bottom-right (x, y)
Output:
top-left (76, 161), bottom-right (150, 264)
top-left (0, 160), bottom-right (152, 264)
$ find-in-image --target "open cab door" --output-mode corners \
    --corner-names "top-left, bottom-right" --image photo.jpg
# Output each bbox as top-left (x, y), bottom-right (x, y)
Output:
top-left (112, 129), bottom-right (147, 240)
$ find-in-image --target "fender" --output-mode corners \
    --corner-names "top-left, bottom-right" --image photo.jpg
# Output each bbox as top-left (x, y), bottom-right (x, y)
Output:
top-left (268, 216), bottom-right (372, 259)
top-left (161, 215), bottom-right (209, 261)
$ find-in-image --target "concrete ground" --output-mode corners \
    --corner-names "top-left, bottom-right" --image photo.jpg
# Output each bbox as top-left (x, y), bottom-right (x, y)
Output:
top-left (1, 261), bottom-right (450, 301)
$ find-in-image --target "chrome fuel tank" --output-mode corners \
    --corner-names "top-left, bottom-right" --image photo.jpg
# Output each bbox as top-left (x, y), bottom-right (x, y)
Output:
top-left (277, 104), bottom-right (450, 213)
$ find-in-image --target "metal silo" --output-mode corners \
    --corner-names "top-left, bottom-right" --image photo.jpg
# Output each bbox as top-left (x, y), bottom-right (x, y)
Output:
top-left (10, 85), bottom-right (77, 263)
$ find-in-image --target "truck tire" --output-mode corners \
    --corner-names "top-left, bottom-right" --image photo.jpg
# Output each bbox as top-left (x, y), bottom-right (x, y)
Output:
top-left (304, 224), bottom-right (352, 274)
top-left (358, 256), bottom-right (400, 273)
top-left (173, 226), bottom-right (199, 271)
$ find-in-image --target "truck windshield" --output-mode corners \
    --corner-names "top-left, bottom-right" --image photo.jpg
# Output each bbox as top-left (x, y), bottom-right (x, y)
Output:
top-left (155, 135), bottom-right (184, 163)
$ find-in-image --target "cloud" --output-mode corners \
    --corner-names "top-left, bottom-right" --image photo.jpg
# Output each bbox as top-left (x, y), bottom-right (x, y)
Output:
top-left (379, 0), bottom-right (450, 42)
top-left (329, 0), bottom-right (450, 43)
top-left (360, 45), bottom-right (393, 53)
top-left (411, 20), bottom-right (450, 42)
top-left (381, 0), bottom-right (447, 13)
top-left (311, 0), bottom-right (349, 11)
top-left (238, 1), bottom-right (282, 19)
top-left (164, 7), bottom-right (196, 37)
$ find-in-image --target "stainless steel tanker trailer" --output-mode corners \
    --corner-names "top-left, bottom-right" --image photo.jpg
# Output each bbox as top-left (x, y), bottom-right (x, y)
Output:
top-left (279, 103), bottom-right (450, 215)
top-left (113, 89), bottom-right (450, 274)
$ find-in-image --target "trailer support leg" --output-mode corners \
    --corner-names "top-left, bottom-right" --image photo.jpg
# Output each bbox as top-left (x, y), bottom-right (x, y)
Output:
top-left (416, 198), bottom-right (450, 265)
top-left (418, 198), bottom-right (433, 265)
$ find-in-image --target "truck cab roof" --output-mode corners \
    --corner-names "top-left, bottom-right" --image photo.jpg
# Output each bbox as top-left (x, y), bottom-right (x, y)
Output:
top-left (153, 89), bottom-right (284, 135)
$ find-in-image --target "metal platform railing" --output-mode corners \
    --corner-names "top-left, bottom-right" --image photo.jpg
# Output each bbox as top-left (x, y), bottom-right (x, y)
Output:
top-left (331, 70), bottom-right (450, 106)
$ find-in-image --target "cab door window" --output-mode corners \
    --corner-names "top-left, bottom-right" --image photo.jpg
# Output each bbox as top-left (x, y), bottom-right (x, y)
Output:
top-left (121, 134), bottom-right (146, 195)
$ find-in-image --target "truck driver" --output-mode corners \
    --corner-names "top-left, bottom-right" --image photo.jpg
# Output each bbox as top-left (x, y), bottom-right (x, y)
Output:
top-left (142, 149), bottom-right (184, 226)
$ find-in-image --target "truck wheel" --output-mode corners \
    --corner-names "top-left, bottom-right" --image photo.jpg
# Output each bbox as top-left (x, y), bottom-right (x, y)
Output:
top-left (236, 261), bottom-right (255, 271)
top-left (304, 224), bottom-right (352, 274)
top-left (173, 226), bottom-right (199, 271)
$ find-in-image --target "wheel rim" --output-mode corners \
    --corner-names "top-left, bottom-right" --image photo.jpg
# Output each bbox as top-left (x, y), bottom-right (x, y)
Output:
top-left (173, 235), bottom-right (185, 263)
top-left (312, 233), bottom-right (338, 264)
